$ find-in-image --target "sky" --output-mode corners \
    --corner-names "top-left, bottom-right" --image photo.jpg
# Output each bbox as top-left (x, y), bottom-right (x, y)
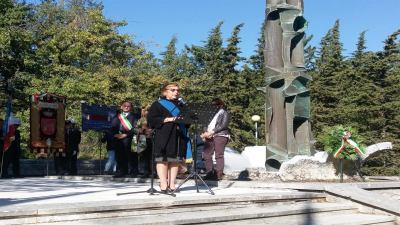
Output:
top-left (98, 0), bottom-right (400, 59)
top-left (27, 0), bottom-right (400, 59)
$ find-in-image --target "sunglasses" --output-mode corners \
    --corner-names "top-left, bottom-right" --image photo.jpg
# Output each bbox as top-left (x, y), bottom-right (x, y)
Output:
top-left (168, 88), bottom-right (180, 92)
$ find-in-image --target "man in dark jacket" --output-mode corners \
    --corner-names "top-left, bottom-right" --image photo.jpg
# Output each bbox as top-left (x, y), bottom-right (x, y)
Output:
top-left (65, 120), bottom-right (81, 175)
top-left (111, 101), bottom-right (138, 177)
top-left (9, 123), bottom-right (21, 177)
top-left (0, 119), bottom-right (5, 178)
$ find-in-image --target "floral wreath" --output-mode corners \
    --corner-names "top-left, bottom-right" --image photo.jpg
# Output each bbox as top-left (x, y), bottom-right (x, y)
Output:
top-left (319, 125), bottom-right (366, 160)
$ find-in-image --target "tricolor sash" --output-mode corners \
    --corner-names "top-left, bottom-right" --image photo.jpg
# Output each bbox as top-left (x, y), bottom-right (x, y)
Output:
top-left (334, 131), bottom-right (366, 158)
top-left (118, 113), bottom-right (133, 131)
top-left (159, 99), bottom-right (192, 163)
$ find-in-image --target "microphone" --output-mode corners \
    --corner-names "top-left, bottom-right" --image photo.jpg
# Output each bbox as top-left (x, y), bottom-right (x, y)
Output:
top-left (177, 97), bottom-right (187, 106)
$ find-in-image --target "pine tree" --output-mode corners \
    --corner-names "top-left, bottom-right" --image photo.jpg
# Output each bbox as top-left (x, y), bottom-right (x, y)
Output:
top-left (362, 31), bottom-right (400, 175)
top-left (246, 22), bottom-right (268, 145)
top-left (336, 31), bottom-right (381, 142)
top-left (185, 21), bottom-right (225, 101)
top-left (310, 20), bottom-right (345, 135)
top-left (381, 30), bottom-right (400, 142)
top-left (304, 34), bottom-right (317, 71)
top-left (248, 22), bottom-right (265, 73)
top-left (160, 36), bottom-right (179, 80)
top-left (221, 23), bottom-right (253, 148)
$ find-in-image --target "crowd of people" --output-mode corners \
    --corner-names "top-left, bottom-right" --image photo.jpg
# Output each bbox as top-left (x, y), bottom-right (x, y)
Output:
top-left (1, 82), bottom-right (231, 194)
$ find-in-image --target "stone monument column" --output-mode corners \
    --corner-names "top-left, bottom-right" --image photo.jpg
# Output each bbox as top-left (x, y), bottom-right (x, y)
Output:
top-left (264, 0), bottom-right (313, 170)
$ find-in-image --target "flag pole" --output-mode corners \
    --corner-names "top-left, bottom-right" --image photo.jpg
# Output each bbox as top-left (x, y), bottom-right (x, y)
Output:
top-left (1, 96), bottom-right (12, 178)
top-left (0, 149), bottom-right (4, 177)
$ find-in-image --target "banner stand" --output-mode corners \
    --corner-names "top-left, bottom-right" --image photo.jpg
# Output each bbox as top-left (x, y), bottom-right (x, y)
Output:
top-left (98, 133), bottom-right (102, 175)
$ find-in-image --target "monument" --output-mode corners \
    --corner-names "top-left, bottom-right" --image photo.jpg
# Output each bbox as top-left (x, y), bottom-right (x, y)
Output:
top-left (264, 0), bottom-right (313, 169)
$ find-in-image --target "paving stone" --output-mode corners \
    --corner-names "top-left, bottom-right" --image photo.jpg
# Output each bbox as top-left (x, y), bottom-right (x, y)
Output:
top-left (0, 177), bottom-right (399, 224)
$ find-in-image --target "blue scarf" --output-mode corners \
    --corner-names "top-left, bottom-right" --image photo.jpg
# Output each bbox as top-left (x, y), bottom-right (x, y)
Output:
top-left (158, 99), bottom-right (192, 163)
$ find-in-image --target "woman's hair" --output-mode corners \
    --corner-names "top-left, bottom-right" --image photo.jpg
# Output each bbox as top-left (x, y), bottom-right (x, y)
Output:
top-left (141, 105), bottom-right (150, 117)
top-left (212, 98), bottom-right (225, 108)
top-left (160, 82), bottom-right (179, 96)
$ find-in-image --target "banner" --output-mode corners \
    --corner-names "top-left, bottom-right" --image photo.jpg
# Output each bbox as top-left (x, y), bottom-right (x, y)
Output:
top-left (81, 103), bottom-right (117, 131)
top-left (30, 93), bottom-right (66, 154)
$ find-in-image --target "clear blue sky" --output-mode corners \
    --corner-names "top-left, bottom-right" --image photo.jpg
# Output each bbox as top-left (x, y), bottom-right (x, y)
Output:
top-left (25, 0), bottom-right (400, 59)
top-left (99, 0), bottom-right (400, 59)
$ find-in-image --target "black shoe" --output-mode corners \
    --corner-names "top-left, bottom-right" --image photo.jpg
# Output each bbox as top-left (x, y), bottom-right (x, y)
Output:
top-left (203, 171), bottom-right (218, 181)
top-left (217, 171), bottom-right (224, 180)
top-left (159, 185), bottom-right (169, 194)
top-left (168, 187), bottom-right (180, 193)
top-left (113, 174), bottom-right (126, 178)
top-left (137, 174), bottom-right (149, 178)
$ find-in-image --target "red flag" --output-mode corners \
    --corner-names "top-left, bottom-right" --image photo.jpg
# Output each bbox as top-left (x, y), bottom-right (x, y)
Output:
top-left (2, 98), bottom-right (15, 151)
top-left (3, 124), bottom-right (16, 151)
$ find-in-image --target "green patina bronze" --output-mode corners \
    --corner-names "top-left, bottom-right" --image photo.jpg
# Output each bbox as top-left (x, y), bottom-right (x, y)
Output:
top-left (264, 0), bottom-right (313, 170)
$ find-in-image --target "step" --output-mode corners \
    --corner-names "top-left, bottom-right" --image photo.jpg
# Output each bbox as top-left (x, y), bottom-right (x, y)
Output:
top-left (0, 191), bottom-right (326, 218)
top-left (212, 212), bottom-right (396, 225)
top-left (4, 202), bottom-right (357, 225)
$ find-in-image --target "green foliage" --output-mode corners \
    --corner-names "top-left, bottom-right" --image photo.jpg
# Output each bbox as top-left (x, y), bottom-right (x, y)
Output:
top-left (318, 125), bottom-right (365, 161)
top-left (311, 25), bottom-right (400, 174)
top-left (1, 1), bottom-right (400, 178)
top-left (184, 21), bottom-right (261, 149)
top-left (310, 20), bottom-right (345, 135)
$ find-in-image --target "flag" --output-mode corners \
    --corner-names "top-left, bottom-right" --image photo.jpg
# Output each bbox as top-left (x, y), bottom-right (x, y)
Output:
top-left (2, 98), bottom-right (15, 151)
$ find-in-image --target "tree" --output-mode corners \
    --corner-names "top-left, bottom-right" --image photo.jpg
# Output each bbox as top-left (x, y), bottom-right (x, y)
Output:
top-left (160, 36), bottom-right (196, 84)
top-left (9, 0), bottom-right (161, 157)
top-left (0, 0), bottom-right (35, 108)
top-left (304, 34), bottom-right (317, 71)
top-left (160, 36), bottom-right (179, 80)
top-left (310, 20), bottom-right (345, 135)
top-left (337, 31), bottom-right (383, 142)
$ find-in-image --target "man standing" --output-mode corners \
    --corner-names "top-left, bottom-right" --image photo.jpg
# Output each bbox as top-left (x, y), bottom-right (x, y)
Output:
top-left (111, 101), bottom-right (138, 177)
top-left (65, 120), bottom-right (81, 175)
top-left (9, 119), bottom-right (21, 178)
top-left (0, 119), bottom-right (5, 178)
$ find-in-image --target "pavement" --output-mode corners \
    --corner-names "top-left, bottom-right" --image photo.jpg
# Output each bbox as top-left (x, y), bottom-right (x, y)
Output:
top-left (1, 176), bottom-right (400, 216)
top-left (0, 176), bottom-right (292, 209)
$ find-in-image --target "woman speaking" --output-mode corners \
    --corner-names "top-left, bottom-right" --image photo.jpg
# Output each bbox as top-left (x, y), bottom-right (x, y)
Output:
top-left (147, 82), bottom-right (190, 193)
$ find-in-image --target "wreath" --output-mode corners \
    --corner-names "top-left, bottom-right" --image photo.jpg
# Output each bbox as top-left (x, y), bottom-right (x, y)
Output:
top-left (318, 125), bottom-right (366, 161)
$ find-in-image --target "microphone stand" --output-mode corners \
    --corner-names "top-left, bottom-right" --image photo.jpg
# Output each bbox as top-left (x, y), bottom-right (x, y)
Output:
top-left (147, 129), bottom-right (175, 196)
top-left (147, 130), bottom-right (157, 194)
top-left (171, 115), bottom-right (215, 195)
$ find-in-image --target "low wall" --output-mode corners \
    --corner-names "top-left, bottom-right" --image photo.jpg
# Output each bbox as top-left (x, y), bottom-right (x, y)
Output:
top-left (12, 159), bottom-right (107, 176)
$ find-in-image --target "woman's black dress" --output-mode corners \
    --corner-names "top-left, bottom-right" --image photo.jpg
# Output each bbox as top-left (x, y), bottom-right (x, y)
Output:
top-left (147, 99), bottom-right (187, 162)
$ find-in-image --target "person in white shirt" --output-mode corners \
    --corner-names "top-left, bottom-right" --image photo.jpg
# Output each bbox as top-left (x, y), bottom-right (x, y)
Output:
top-left (200, 98), bottom-right (230, 180)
